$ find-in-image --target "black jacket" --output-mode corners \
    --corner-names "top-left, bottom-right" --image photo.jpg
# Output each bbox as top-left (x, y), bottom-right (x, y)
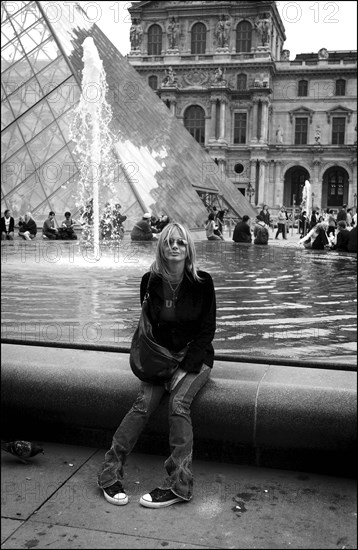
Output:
top-left (1, 216), bottom-right (14, 233)
top-left (233, 221), bottom-right (252, 243)
top-left (140, 270), bottom-right (216, 373)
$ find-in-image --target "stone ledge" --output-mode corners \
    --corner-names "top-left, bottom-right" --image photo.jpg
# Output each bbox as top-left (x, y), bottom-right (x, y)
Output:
top-left (1, 344), bottom-right (356, 474)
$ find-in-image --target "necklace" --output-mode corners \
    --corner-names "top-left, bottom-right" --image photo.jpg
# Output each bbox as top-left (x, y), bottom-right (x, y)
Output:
top-left (164, 276), bottom-right (183, 308)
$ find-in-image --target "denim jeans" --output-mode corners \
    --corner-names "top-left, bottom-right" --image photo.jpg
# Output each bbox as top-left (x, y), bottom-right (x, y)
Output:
top-left (97, 364), bottom-right (210, 501)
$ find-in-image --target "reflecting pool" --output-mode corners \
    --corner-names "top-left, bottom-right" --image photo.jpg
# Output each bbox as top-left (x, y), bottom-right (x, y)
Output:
top-left (1, 240), bottom-right (356, 365)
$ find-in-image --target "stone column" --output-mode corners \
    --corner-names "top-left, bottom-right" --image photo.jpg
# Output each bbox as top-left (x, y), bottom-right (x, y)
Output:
top-left (219, 98), bottom-right (226, 140)
top-left (210, 98), bottom-right (217, 140)
top-left (170, 100), bottom-right (177, 116)
top-left (257, 160), bottom-right (267, 205)
top-left (312, 160), bottom-right (321, 207)
top-left (251, 97), bottom-right (259, 143)
top-left (259, 98), bottom-right (269, 143)
top-left (274, 161), bottom-right (283, 206)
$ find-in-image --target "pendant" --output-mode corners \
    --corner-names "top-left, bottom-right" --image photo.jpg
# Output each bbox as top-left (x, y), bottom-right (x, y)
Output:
top-left (166, 299), bottom-right (173, 308)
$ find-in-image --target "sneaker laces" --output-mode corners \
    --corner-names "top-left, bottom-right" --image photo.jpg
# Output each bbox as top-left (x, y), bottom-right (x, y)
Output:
top-left (105, 481), bottom-right (125, 497)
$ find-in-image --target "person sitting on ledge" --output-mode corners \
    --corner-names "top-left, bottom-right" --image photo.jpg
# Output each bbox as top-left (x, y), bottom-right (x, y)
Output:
top-left (59, 211), bottom-right (80, 240)
top-left (205, 212), bottom-right (223, 241)
top-left (1, 209), bottom-right (15, 240)
top-left (18, 212), bottom-right (37, 240)
top-left (232, 215), bottom-right (252, 243)
top-left (253, 215), bottom-right (269, 245)
top-left (130, 213), bottom-right (158, 241)
top-left (300, 221), bottom-right (331, 250)
top-left (42, 211), bottom-right (59, 240)
top-left (347, 225), bottom-right (357, 252)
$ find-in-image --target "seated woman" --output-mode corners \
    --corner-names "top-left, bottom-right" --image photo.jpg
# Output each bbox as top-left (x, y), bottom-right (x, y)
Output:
top-left (332, 221), bottom-right (350, 251)
top-left (205, 212), bottom-right (223, 241)
top-left (59, 211), bottom-right (80, 240)
top-left (300, 221), bottom-right (331, 250)
top-left (18, 212), bottom-right (37, 240)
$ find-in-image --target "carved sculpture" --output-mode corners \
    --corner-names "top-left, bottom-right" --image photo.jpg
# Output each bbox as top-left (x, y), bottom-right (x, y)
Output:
top-left (167, 17), bottom-right (179, 49)
top-left (255, 13), bottom-right (271, 46)
top-left (215, 14), bottom-right (231, 48)
top-left (130, 18), bottom-right (143, 50)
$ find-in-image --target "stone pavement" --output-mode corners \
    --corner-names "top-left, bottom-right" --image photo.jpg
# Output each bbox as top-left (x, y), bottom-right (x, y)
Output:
top-left (1, 442), bottom-right (357, 549)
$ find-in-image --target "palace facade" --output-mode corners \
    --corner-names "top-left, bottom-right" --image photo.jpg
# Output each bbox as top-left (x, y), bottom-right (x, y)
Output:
top-left (127, 1), bottom-right (357, 214)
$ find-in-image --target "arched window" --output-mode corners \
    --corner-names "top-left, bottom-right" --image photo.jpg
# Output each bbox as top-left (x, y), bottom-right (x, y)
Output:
top-left (148, 24), bottom-right (162, 55)
top-left (191, 23), bottom-right (206, 54)
top-left (236, 21), bottom-right (252, 52)
top-left (335, 79), bottom-right (346, 96)
top-left (236, 73), bottom-right (247, 90)
top-left (184, 105), bottom-right (205, 144)
top-left (148, 75), bottom-right (158, 90)
top-left (298, 80), bottom-right (308, 97)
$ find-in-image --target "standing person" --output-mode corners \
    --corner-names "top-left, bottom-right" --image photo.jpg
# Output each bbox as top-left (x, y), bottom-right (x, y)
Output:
top-left (232, 215), bottom-right (252, 243)
top-left (254, 215), bottom-right (269, 245)
top-left (275, 207), bottom-right (287, 240)
top-left (97, 222), bottom-right (216, 508)
top-left (42, 211), bottom-right (59, 240)
top-left (18, 212), bottom-right (37, 240)
top-left (336, 204), bottom-right (347, 223)
top-left (205, 212), bottom-right (223, 240)
top-left (327, 210), bottom-right (336, 238)
top-left (130, 213), bottom-right (158, 241)
top-left (299, 210), bottom-right (309, 237)
top-left (1, 209), bottom-right (15, 240)
top-left (346, 208), bottom-right (353, 228)
top-left (259, 205), bottom-right (271, 227)
top-left (310, 209), bottom-right (319, 230)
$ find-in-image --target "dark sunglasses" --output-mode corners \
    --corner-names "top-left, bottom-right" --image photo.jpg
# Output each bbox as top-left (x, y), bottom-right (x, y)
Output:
top-left (166, 238), bottom-right (187, 247)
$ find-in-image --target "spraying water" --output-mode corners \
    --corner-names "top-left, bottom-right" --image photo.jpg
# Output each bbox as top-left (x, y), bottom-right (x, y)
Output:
top-left (70, 37), bottom-right (118, 252)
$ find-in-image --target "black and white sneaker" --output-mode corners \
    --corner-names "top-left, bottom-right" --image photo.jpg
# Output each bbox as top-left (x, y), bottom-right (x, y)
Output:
top-left (139, 488), bottom-right (185, 508)
top-left (102, 481), bottom-right (128, 506)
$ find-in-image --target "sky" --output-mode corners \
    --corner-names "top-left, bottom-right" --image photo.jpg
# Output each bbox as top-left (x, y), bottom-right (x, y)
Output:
top-left (78, 1), bottom-right (357, 59)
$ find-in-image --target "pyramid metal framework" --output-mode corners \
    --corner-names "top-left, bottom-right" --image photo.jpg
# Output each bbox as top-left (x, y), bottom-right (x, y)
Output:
top-left (1, 1), bottom-right (257, 229)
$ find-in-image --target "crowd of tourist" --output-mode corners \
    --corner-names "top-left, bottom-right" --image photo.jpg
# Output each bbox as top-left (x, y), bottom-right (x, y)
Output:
top-left (1, 202), bottom-right (357, 252)
top-left (230, 203), bottom-right (357, 252)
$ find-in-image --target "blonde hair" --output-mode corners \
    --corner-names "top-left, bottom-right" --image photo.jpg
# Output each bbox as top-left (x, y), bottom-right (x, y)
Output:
top-left (150, 222), bottom-right (203, 282)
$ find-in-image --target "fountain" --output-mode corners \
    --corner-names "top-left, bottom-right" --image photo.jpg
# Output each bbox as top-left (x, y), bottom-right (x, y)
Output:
top-left (69, 37), bottom-right (119, 251)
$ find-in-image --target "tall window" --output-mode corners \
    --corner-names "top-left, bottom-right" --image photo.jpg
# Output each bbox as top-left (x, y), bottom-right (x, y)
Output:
top-left (335, 79), bottom-right (346, 96)
top-left (236, 21), bottom-right (252, 52)
top-left (191, 23), bottom-right (206, 54)
top-left (294, 117), bottom-right (308, 144)
top-left (327, 169), bottom-right (345, 206)
top-left (332, 117), bottom-right (345, 144)
top-left (298, 80), bottom-right (308, 97)
top-left (233, 113), bottom-right (247, 143)
top-left (148, 25), bottom-right (162, 55)
top-left (184, 105), bottom-right (205, 144)
top-left (236, 73), bottom-right (247, 90)
top-left (148, 75), bottom-right (158, 90)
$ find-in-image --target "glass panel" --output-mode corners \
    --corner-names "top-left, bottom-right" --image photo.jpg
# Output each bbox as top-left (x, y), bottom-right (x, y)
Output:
top-left (6, 172), bottom-right (47, 219)
top-left (1, 122), bottom-right (24, 162)
top-left (18, 98), bottom-right (54, 141)
top-left (27, 121), bottom-right (66, 166)
top-left (18, 20), bottom-right (52, 55)
top-left (2, 2), bottom-right (28, 23)
top-left (1, 98), bottom-right (14, 130)
top-left (7, 76), bottom-right (42, 117)
top-left (36, 55), bottom-right (71, 94)
top-left (26, 38), bottom-right (61, 75)
top-left (1, 39), bottom-right (25, 69)
top-left (35, 174), bottom-right (80, 221)
top-left (39, 146), bottom-right (78, 196)
top-left (1, 146), bottom-right (35, 195)
top-left (56, 104), bottom-right (81, 142)
top-left (1, 19), bottom-right (17, 46)
top-left (46, 76), bottom-right (78, 117)
top-left (2, 56), bottom-right (33, 95)
top-left (10, 2), bottom-right (41, 35)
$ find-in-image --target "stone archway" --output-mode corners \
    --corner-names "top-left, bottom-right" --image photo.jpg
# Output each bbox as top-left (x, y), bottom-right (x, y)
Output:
top-left (322, 166), bottom-right (349, 209)
top-left (283, 166), bottom-right (310, 207)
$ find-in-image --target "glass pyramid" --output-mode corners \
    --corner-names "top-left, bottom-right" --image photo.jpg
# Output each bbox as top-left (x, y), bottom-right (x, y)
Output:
top-left (1, 1), bottom-right (257, 230)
